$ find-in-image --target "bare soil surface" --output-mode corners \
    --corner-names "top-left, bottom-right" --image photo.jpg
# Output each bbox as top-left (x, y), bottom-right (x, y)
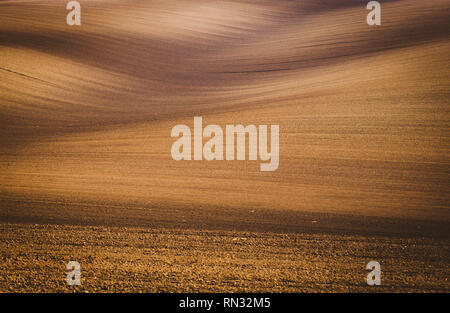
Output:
top-left (1, 0), bottom-right (449, 292)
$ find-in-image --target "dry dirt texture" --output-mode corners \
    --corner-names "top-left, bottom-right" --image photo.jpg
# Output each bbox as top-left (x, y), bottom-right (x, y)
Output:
top-left (0, 0), bottom-right (449, 292)
top-left (1, 223), bottom-right (449, 292)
